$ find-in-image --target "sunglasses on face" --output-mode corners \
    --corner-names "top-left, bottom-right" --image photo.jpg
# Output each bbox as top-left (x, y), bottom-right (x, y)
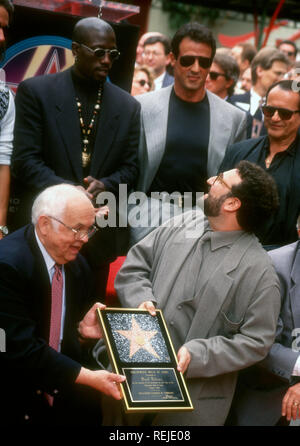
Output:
top-left (78, 43), bottom-right (120, 60)
top-left (179, 55), bottom-right (212, 69)
top-left (208, 71), bottom-right (227, 80)
top-left (137, 79), bottom-right (150, 87)
top-left (262, 105), bottom-right (300, 120)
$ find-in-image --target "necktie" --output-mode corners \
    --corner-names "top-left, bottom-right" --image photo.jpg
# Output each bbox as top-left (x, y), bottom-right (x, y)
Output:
top-left (46, 264), bottom-right (63, 407)
top-left (49, 264), bottom-right (63, 351)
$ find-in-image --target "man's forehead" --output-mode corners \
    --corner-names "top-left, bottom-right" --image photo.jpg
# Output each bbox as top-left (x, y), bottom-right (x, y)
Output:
top-left (267, 86), bottom-right (299, 104)
top-left (223, 168), bottom-right (241, 184)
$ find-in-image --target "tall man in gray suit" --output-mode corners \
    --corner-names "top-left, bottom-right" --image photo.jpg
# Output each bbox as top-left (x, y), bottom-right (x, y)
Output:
top-left (227, 241), bottom-right (300, 426)
top-left (129, 22), bottom-right (247, 245)
top-left (102, 161), bottom-right (281, 426)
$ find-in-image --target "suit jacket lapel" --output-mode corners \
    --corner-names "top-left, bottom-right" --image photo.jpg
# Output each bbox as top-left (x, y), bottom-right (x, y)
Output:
top-left (290, 247), bottom-right (300, 329)
top-left (206, 91), bottom-right (234, 177)
top-left (26, 225), bottom-right (52, 341)
top-left (55, 69), bottom-right (83, 182)
top-left (89, 82), bottom-right (120, 178)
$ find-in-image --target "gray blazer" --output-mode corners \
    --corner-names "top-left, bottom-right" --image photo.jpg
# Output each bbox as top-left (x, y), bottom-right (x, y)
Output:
top-left (229, 241), bottom-right (300, 426)
top-left (136, 86), bottom-right (247, 193)
top-left (128, 87), bottom-right (247, 246)
top-left (115, 211), bottom-right (281, 426)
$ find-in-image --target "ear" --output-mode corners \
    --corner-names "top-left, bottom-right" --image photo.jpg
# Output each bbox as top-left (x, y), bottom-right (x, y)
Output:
top-left (72, 41), bottom-right (80, 58)
top-left (169, 52), bottom-right (176, 68)
top-left (256, 65), bottom-right (264, 80)
top-left (223, 196), bottom-right (241, 213)
top-left (37, 215), bottom-right (51, 237)
top-left (225, 78), bottom-right (234, 90)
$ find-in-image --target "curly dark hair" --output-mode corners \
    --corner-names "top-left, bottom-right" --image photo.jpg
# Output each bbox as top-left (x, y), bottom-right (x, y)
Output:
top-left (171, 22), bottom-right (216, 61)
top-left (231, 161), bottom-right (279, 233)
top-left (0, 0), bottom-right (14, 22)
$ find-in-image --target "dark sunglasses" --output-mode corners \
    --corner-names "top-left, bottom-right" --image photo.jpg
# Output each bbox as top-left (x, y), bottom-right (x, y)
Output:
top-left (286, 51), bottom-right (296, 57)
top-left (78, 43), bottom-right (120, 60)
top-left (137, 79), bottom-right (150, 87)
top-left (262, 105), bottom-right (300, 120)
top-left (179, 55), bottom-right (212, 69)
top-left (208, 71), bottom-right (227, 80)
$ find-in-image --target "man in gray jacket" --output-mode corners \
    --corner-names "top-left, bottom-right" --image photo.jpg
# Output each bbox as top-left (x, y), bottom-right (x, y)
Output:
top-left (103, 161), bottom-right (281, 426)
top-left (129, 22), bottom-right (247, 246)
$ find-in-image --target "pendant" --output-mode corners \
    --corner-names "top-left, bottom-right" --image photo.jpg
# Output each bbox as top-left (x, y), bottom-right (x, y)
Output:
top-left (82, 151), bottom-right (91, 168)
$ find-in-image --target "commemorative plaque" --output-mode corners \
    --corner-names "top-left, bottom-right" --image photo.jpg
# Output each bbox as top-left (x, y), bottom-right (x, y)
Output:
top-left (97, 308), bottom-right (193, 413)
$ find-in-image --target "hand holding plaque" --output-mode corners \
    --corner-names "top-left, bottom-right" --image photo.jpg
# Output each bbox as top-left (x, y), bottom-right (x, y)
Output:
top-left (97, 308), bottom-right (193, 413)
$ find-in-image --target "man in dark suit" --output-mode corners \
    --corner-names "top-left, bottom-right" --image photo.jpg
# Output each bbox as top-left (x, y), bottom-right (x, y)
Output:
top-left (11, 17), bottom-right (140, 286)
top-left (0, 184), bottom-right (125, 425)
top-left (229, 47), bottom-right (288, 138)
top-left (142, 34), bottom-right (174, 90)
top-left (221, 79), bottom-right (300, 249)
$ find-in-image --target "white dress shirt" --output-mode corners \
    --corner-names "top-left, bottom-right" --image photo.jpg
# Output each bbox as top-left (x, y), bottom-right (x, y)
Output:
top-left (35, 229), bottom-right (66, 352)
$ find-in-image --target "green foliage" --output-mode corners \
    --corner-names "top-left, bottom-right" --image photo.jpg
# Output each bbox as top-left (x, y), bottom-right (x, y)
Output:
top-left (160, 0), bottom-right (220, 31)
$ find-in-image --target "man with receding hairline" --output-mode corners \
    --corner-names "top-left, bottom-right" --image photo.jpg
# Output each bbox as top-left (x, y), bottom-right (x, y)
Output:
top-left (0, 184), bottom-right (126, 424)
top-left (11, 17), bottom-right (140, 288)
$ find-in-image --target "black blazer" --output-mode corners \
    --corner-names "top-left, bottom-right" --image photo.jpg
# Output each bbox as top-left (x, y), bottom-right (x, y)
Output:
top-left (228, 91), bottom-right (266, 139)
top-left (0, 225), bottom-right (97, 423)
top-left (220, 135), bottom-right (300, 246)
top-left (11, 68), bottom-right (141, 228)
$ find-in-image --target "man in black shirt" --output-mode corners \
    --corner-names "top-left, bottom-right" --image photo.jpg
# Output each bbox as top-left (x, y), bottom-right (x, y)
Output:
top-left (129, 22), bottom-right (247, 246)
top-left (11, 17), bottom-right (140, 294)
top-left (220, 79), bottom-right (300, 249)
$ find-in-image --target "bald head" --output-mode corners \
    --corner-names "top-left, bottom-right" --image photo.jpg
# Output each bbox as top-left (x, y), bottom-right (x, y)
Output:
top-left (72, 17), bottom-right (115, 44)
top-left (72, 17), bottom-right (118, 82)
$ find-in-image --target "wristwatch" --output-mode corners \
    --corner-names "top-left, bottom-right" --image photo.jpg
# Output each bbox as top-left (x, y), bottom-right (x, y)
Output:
top-left (0, 225), bottom-right (9, 236)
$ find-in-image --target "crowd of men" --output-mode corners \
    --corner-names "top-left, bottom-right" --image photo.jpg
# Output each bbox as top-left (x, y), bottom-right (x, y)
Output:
top-left (1, 0), bottom-right (300, 426)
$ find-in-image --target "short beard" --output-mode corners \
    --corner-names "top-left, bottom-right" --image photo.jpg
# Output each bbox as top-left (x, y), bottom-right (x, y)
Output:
top-left (204, 192), bottom-right (231, 217)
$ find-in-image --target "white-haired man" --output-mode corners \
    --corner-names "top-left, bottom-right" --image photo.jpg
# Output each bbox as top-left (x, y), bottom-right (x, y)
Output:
top-left (0, 184), bottom-right (125, 425)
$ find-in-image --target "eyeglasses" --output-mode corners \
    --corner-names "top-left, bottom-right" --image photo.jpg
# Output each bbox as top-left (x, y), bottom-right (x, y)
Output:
top-left (137, 79), bottom-right (150, 87)
top-left (48, 216), bottom-right (98, 240)
top-left (78, 43), bottom-right (120, 60)
top-left (179, 55), bottom-right (212, 69)
top-left (262, 105), bottom-right (300, 120)
top-left (143, 50), bottom-right (164, 58)
top-left (212, 173), bottom-right (231, 190)
top-left (284, 51), bottom-right (296, 57)
top-left (208, 71), bottom-right (227, 80)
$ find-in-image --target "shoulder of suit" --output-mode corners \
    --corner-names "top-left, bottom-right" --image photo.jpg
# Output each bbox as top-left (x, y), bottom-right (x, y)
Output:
top-left (269, 241), bottom-right (300, 272)
top-left (104, 81), bottom-right (139, 106)
top-left (136, 85), bottom-right (172, 106)
top-left (206, 90), bottom-right (246, 118)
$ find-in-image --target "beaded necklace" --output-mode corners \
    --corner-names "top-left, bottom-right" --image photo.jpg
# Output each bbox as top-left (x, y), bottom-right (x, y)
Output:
top-left (76, 85), bottom-right (102, 168)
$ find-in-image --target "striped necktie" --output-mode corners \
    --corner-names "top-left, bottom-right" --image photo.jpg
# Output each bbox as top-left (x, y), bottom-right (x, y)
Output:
top-left (49, 264), bottom-right (63, 351)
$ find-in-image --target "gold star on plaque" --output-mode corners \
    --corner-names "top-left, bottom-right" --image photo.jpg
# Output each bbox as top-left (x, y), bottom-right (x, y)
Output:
top-left (116, 316), bottom-right (160, 359)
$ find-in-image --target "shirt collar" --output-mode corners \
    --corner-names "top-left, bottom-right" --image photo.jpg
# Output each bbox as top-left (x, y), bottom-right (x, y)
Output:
top-left (209, 230), bottom-right (245, 251)
top-left (34, 228), bottom-right (56, 275)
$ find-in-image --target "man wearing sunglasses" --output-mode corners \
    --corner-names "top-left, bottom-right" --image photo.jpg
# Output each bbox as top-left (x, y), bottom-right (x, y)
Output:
top-left (0, 184), bottom-right (126, 424)
top-left (229, 47), bottom-right (289, 138)
top-left (278, 40), bottom-right (297, 67)
top-left (221, 79), bottom-right (300, 250)
top-left (205, 53), bottom-right (240, 100)
top-left (130, 22), bottom-right (247, 246)
top-left (11, 17), bottom-right (140, 288)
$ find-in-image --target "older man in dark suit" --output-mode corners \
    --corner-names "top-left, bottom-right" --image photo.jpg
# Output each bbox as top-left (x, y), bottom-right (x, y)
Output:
top-left (0, 184), bottom-right (125, 425)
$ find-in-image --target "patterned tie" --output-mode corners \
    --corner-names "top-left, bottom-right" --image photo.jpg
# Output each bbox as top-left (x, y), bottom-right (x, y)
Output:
top-left (49, 264), bottom-right (63, 351)
top-left (46, 264), bottom-right (63, 407)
